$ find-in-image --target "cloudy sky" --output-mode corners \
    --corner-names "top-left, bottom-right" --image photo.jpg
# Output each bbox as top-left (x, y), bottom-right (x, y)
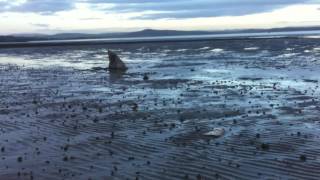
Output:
top-left (0, 0), bottom-right (320, 35)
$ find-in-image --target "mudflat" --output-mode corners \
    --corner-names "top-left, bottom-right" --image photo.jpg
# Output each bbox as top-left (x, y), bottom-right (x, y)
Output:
top-left (0, 38), bottom-right (320, 179)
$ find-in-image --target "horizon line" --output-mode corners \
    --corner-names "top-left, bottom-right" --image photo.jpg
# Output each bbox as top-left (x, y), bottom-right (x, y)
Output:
top-left (2, 25), bottom-right (320, 36)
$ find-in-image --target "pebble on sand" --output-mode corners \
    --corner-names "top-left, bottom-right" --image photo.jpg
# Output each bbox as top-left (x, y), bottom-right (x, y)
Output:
top-left (143, 74), bottom-right (149, 81)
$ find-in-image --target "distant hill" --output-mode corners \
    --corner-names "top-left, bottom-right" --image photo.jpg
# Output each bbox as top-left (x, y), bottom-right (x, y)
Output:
top-left (41, 30), bottom-right (213, 40)
top-left (123, 29), bottom-right (213, 37)
top-left (1, 26), bottom-right (320, 43)
top-left (0, 35), bottom-right (46, 42)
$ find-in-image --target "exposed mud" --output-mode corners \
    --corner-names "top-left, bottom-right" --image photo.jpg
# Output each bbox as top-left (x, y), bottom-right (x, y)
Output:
top-left (1, 38), bottom-right (320, 179)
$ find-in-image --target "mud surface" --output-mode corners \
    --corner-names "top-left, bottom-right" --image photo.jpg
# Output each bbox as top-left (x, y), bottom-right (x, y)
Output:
top-left (1, 38), bottom-right (320, 179)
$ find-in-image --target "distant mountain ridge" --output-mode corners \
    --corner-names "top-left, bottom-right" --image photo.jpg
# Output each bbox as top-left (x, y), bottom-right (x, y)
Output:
top-left (1, 26), bottom-right (320, 43)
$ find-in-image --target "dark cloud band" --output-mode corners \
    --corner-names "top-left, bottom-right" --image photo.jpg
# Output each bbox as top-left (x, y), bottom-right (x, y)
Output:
top-left (0, 0), bottom-right (316, 18)
top-left (0, 0), bottom-right (74, 14)
top-left (103, 0), bottom-right (314, 19)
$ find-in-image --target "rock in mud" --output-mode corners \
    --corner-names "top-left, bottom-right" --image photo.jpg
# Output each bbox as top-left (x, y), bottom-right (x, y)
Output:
top-left (143, 74), bottom-right (149, 81)
top-left (108, 50), bottom-right (128, 70)
top-left (203, 128), bottom-right (225, 137)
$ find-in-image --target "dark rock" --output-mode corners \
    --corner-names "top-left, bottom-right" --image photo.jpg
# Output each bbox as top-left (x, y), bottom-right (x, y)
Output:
top-left (143, 74), bottom-right (149, 81)
top-left (132, 103), bottom-right (138, 111)
top-left (256, 133), bottom-right (260, 138)
top-left (63, 156), bottom-right (69, 161)
top-left (108, 50), bottom-right (128, 70)
top-left (261, 143), bottom-right (270, 150)
top-left (300, 155), bottom-right (307, 161)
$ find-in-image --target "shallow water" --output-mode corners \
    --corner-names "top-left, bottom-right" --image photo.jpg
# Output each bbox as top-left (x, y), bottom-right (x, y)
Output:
top-left (0, 38), bottom-right (320, 179)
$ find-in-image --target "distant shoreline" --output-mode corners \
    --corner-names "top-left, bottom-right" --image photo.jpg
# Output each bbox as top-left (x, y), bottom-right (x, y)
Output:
top-left (0, 30), bottom-right (319, 49)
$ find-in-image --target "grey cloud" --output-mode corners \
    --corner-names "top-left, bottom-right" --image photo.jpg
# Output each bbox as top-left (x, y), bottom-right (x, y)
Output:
top-left (0, 0), bottom-right (318, 18)
top-left (0, 0), bottom-right (74, 14)
top-left (79, 17), bottom-right (103, 20)
top-left (100, 0), bottom-right (316, 19)
top-left (31, 23), bottom-right (50, 27)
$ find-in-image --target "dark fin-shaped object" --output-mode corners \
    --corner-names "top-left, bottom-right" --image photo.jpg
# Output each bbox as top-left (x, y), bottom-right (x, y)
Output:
top-left (108, 50), bottom-right (128, 71)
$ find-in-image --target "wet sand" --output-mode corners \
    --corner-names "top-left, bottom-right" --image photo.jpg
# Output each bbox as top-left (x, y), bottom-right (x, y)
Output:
top-left (1, 38), bottom-right (320, 179)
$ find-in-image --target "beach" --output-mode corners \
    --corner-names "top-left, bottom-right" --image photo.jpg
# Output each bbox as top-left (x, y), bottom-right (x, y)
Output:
top-left (1, 37), bottom-right (320, 179)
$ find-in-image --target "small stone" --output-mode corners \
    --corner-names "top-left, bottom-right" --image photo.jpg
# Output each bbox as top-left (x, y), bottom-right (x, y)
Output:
top-left (143, 74), bottom-right (149, 81)
top-left (132, 103), bottom-right (138, 111)
top-left (261, 143), bottom-right (270, 150)
top-left (111, 132), bottom-right (114, 138)
top-left (63, 156), bottom-right (69, 161)
top-left (256, 133), bottom-right (260, 138)
top-left (300, 155), bottom-right (307, 161)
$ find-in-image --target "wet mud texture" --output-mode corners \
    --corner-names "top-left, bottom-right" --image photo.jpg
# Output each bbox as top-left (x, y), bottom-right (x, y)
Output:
top-left (1, 38), bottom-right (320, 179)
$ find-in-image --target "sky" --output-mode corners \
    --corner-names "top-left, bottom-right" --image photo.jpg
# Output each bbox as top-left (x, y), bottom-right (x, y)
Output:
top-left (0, 0), bottom-right (320, 35)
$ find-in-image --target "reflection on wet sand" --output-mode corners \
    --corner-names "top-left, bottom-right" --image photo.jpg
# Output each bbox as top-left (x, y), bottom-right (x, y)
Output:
top-left (0, 38), bottom-right (320, 179)
top-left (109, 69), bottom-right (126, 81)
